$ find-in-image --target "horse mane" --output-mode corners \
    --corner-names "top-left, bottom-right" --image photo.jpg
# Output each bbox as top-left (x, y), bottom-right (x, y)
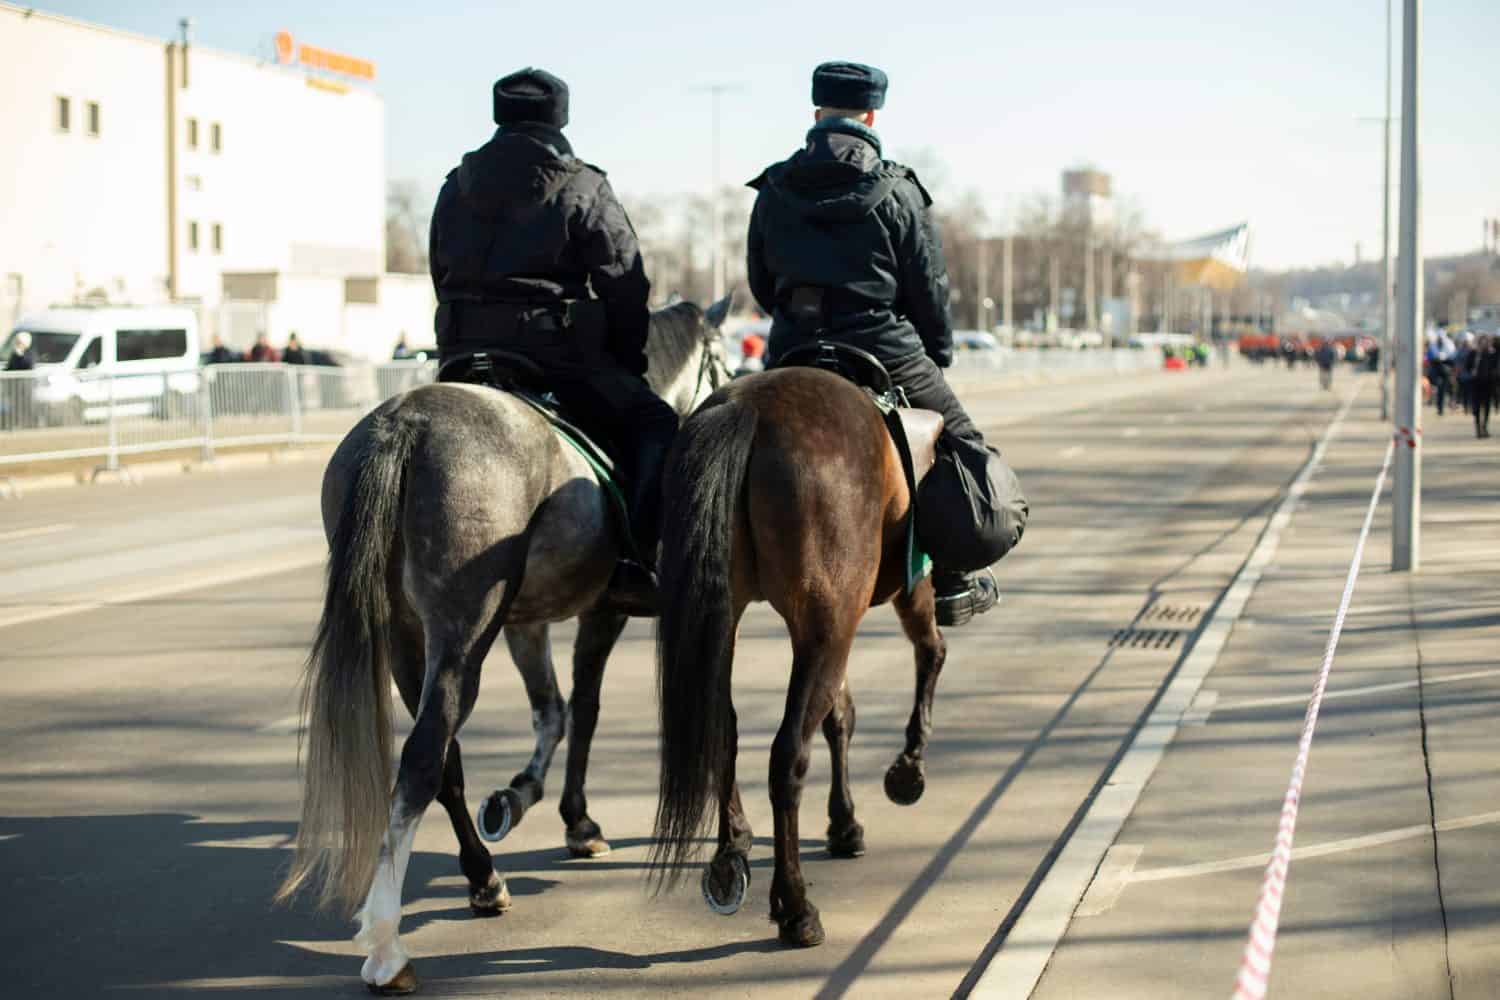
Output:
top-left (646, 301), bottom-right (706, 380)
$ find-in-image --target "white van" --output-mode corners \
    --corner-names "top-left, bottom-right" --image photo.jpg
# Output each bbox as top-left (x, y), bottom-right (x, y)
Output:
top-left (2, 306), bottom-right (201, 423)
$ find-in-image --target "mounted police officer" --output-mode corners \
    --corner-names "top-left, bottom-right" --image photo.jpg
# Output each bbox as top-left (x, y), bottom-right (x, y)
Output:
top-left (429, 68), bottom-right (677, 599)
top-left (746, 61), bottom-right (1027, 626)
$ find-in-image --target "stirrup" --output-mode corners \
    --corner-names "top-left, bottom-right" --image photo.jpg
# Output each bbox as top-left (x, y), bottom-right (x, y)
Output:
top-left (603, 559), bottom-right (659, 618)
top-left (934, 569), bottom-right (1000, 627)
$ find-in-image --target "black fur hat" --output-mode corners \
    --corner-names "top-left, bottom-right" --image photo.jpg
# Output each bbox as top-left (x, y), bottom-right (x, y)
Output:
top-left (493, 68), bottom-right (569, 128)
top-left (811, 61), bottom-right (887, 111)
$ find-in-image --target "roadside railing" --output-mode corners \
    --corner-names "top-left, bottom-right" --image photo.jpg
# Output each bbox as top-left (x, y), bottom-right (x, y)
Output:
top-left (947, 346), bottom-right (1167, 376)
top-left (0, 360), bottom-right (436, 474)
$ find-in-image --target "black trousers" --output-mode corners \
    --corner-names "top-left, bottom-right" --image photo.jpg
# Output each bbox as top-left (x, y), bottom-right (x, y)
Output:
top-left (883, 352), bottom-right (985, 448)
top-left (1474, 379), bottom-right (1494, 435)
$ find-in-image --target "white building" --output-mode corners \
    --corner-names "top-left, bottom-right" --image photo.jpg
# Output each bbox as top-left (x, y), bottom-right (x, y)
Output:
top-left (0, 5), bottom-right (433, 361)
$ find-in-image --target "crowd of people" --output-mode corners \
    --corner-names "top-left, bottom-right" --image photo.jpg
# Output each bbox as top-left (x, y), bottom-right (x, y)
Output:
top-left (1426, 329), bottom-right (1499, 438)
top-left (204, 331), bottom-right (307, 365)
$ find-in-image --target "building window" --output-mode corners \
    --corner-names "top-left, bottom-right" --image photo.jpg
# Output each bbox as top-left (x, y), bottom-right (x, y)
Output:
top-left (87, 101), bottom-right (100, 137)
top-left (186, 117), bottom-right (198, 149)
top-left (56, 96), bottom-right (71, 132)
top-left (188, 221), bottom-right (199, 253)
top-left (212, 223), bottom-right (223, 254)
top-left (211, 122), bottom-right (222, 153)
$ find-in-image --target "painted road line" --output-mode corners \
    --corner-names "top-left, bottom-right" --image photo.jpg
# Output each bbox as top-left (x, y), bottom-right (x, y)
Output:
top-left (0, 523), bottom-right (73, 543)
top-left (1074, 844), bottom-right (1143, 917)
top-left (1180, 690), bottom-right (1218, 726)
top-left (965, 382), bottom-right (1364, 1000)
top-left (1213, 667), bottom-right (1500, 715)
top-left (0, 550), bottom-right (324, 630)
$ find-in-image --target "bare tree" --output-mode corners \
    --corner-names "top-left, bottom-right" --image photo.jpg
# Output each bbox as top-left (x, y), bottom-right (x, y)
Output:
top-left (386, 181), bottom-right (429, 274)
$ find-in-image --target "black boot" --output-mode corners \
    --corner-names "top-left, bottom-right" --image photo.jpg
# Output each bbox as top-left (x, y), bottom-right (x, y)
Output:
top-left (932, 569), bottom-right (1000, 627)
top-left (605, 437), bottom-right (674, 617)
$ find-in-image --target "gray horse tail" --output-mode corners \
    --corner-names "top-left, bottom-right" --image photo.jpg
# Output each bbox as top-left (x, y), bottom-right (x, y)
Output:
top-left (277, 406), bottom-right (423, 913)
top-left (650, 398), bottom-right (757, 887)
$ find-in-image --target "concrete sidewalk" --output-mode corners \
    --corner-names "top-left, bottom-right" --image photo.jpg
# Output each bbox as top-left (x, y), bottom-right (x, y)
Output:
top-left (1022, 385), bottom-right (1500, 999)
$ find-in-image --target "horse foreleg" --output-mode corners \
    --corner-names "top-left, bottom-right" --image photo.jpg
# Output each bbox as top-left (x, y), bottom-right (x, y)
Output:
top-left (822, 681), bottom-right (865, 857)
top-left (477, 624), bottom-right (566, 843)
top-left (559, 609), bottom-right (627, 857)
top-left (885, 584), bottom-right (948, 806)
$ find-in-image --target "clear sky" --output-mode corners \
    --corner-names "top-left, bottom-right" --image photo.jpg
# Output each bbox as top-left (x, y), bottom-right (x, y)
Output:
top-left (40, 0), bottom-right (1500, 269)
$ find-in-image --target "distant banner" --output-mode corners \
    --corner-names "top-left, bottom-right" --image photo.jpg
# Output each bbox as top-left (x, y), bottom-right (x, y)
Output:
top-left (1144, 223), bottom-right (1251, 290)
top-left (274, 31), bottom-right (376, 82)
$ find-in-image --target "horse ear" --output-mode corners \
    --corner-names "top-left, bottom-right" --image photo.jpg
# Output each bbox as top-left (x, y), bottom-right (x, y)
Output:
top-left (704, 294), bottom-right (733, 329)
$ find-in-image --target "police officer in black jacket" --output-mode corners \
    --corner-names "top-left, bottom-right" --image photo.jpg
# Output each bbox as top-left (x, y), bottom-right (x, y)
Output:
top-left (747, 62), bottom-right (1025, 625)
top-left (430, 68), bottom-right (677, 597)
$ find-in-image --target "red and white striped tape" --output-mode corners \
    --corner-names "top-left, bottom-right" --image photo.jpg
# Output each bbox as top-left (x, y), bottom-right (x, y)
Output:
top-left (1231, 436), bottom-right (1396, 1000)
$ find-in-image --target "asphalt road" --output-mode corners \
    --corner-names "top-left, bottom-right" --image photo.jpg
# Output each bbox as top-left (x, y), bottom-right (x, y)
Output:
top-left (0, 365), bottom-right (1436, 998)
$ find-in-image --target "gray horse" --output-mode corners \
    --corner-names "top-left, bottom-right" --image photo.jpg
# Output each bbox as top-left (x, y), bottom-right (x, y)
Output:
top-left (276, 298), bottom-right (731, 994)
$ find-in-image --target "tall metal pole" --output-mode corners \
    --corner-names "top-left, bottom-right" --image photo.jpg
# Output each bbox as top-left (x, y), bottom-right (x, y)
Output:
top-left (710, 87), bottom-right (725, 302)
top-left (975, 235), bottom-right (989, 330)
top-left (1380, 0), bottom-right (1395, 421)
top-left (1393, 0), bottom-right (1422, 572)
top-left (1002, 233), bottom-right (1014, 330)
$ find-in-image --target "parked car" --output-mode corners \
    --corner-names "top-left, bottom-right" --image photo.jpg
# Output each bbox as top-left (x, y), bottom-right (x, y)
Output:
top-left (953, 330), bottom-right (1000, 351)
top-left (3, 306), bottom-right (201, 425)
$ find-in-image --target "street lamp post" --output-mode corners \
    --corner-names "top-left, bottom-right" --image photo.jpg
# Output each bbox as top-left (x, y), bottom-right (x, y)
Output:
top-left (694, 83), bottom-right (743, 302)
top-left (1380, 0), bottom-right (1395, 422)
top-left (1392, 0), bottom-right (1422, 572)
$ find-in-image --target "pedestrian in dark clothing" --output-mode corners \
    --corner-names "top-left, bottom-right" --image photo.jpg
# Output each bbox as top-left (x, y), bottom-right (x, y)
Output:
top-left (429, 67), bottom-right (678, 595)
top-left (392, 333), bottom-right (413, 360)
top-left (5, 331), bottom-right (35, 371)
top-left (1466, 335), bottom-right (1497, 438)
top-left (282, 333), bottom-right (308, 365)
top-left (1315, 340), bottom-right (1337, 390)
top-left (248, 332), bottom-right (279, 363)
top-left (205, 335), bottom-right (239, 365)
top-left (745, 60), bottom-right (1027, 626)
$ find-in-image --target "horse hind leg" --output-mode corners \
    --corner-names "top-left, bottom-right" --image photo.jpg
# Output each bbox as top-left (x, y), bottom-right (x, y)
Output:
top-left (435, 739), bottom-right (511, 916)
top-left (355, 641), bottom-right (482, 993)
top-left (476, 624), bottom-right (566, 843)
top-left (884, 582), bottom-right (948, 806)
top-left (559, 609), bottom-right (628, 858)
top-left (822, 680), bottom-right (865, 858)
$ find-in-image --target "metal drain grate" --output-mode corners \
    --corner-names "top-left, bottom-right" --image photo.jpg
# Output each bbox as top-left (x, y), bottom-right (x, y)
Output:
top-left (1108, 628), bottom-right (1184, 649)
top-left (1139, 604), bottom-right (1203, 625)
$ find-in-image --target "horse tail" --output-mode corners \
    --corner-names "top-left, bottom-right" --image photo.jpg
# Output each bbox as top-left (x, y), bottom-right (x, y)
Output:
top-left (650, 398), bottom-right (758, 887)
top-left (276, 405), bottom-right (423, 913)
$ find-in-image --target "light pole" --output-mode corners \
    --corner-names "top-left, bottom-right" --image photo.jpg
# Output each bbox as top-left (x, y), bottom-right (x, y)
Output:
top-left (1393, 0), bottom-right (1422, 572)
top-left (1381, 0), bottom-right (1395, 421)
top-left (693, 83), bottom-right (743, 302)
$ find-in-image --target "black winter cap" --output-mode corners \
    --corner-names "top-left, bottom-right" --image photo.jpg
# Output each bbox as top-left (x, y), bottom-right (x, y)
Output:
top-left (811, 61), bottom-right (887, 111)
top-left (493, 68), bottom-right (570, 128)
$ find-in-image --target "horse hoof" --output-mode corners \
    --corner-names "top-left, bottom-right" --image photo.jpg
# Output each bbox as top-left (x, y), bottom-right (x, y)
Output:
top-left (884, 756), bottom-right (926, 806)
top-left (777, 908), bottom-right (825, 948)
top-left (367, 963), bottom-right (418, 995)
top-left (701, 852), bottom-right (750, 915)
top-left (476, 788), bottom-right (522, 843)
top-left (566, 834), bottom-right (612, 858)
top-left (827, 821), bottom-right (866, 858)
top-left (469, 873), bottom-right (512, 916)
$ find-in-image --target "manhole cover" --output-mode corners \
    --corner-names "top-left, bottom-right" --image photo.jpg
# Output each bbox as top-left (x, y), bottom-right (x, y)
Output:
top-left (1139, 604), bottom-right (1203, 624)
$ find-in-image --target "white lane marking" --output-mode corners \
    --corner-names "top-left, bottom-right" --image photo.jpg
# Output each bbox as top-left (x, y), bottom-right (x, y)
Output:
top-left (1129, 810), bottom-right (1500, 885)
top-left (1122, 427), bottom-right (1141, 438)
top-left (1214, 668), bottom-right (1500, 714)
top-left (1060, 446), bottom-right (1085, 459)
top-left (1179, 690), bottom-right (1218, 726)
top-left (0, 550), bottom-right (324, 630)
top-left (968, 382), bottom-right (1364, 1000)
top-left (0, 523), bottom-right (72, 543)
top-left (0, 833), bottom-right (19, 843)
top-left (1074, 844), bottom-right (1143, 917)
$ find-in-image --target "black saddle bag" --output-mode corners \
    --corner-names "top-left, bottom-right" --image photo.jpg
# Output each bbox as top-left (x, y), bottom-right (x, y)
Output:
top-left (438, 299), bottom-right (609, 370)
top-left (915, 439), bottom-right (1028, 573)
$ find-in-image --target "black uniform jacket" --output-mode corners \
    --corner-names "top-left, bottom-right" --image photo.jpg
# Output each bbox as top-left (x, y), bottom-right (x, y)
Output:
top-left (429, 124), bottom-right (651, 374)
top-left (746, 118), bottom-right (953, 368)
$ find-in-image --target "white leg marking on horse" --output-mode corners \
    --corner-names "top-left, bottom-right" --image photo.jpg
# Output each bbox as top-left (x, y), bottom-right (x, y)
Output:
top-left (355, 802), bottom-right (421, 987)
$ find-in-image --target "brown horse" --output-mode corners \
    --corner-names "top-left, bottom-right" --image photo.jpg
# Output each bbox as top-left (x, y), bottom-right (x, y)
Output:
top-left (650, 366), bottom-right (947, 947)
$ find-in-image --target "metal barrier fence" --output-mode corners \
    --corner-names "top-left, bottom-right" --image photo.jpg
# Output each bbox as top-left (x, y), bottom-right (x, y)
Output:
top-left (0, 349), bottom-right (1166, 475)
top-left (0, 360), bottom-right (437, 472)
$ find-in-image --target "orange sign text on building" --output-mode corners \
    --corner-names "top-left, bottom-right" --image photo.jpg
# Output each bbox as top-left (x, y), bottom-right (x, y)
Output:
top-left (274, 31), bottom-right (376, 81)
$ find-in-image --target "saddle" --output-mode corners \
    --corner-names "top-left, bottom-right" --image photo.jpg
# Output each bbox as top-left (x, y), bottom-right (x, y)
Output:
top-left (771, 342), bottom-right (944, 590)
top-left (436, 350), bottom-right (640, 561)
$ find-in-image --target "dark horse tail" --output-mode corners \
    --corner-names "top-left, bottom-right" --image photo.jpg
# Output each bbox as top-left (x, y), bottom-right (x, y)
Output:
top-left (650, 398), bottom-right (758, 887)
top-left (276, 405), bottom-right (423, 913)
